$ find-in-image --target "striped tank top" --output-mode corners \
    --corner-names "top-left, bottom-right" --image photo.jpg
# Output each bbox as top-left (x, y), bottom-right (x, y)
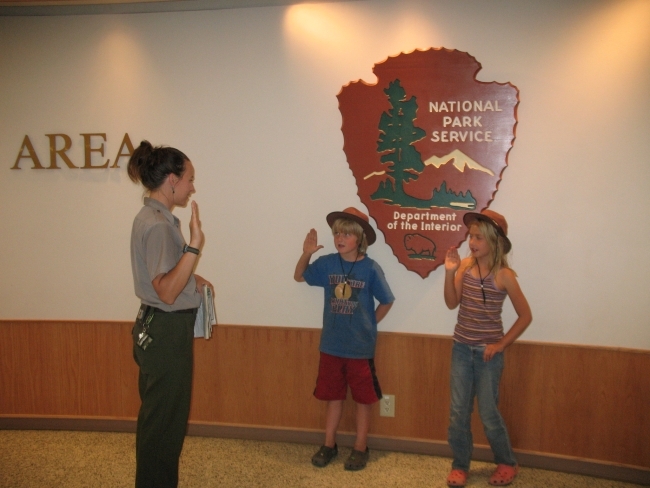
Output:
top-left (454, 268), bottom-right (507, 345)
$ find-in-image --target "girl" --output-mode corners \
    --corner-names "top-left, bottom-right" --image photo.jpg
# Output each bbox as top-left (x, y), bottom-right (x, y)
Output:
top-left (443, 209), bottom-right (532, 487)
top-left (128, 140), bottom-right (213, 488)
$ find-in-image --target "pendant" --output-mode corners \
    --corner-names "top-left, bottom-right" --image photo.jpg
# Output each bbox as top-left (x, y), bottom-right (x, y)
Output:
top-left (335, 282), bottom-right (352, 300)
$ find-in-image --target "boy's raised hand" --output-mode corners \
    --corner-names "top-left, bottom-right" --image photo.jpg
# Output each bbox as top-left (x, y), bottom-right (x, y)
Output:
top-left (295, 229), bottom-right (323, 282)
top-left (303, 228), bottom-right (324, 255)
top-left (445, 247), bottom-right (461, 272)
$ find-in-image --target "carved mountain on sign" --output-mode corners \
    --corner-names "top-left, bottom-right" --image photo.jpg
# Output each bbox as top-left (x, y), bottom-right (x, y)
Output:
top-left (403, 152), bottom-right (494, 204)
top-left (423, 149), bottom-right (494, 175)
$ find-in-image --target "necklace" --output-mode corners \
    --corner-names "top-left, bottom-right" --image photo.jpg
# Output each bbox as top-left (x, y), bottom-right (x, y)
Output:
top-left (476, 262), bottom-right (495, 305)
top-left (335, 252), bottom-right (359, 300)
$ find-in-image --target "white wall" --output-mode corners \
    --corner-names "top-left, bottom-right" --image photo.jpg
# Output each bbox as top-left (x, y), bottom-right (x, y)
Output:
top-left (1, 0), bottom-right (649, 349)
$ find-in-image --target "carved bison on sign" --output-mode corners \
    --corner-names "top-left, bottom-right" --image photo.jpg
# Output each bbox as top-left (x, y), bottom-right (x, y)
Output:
top-left (404, 234), bottom-right (436, 257)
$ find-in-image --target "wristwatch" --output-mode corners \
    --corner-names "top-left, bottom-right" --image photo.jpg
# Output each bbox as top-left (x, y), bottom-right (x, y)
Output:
top-left (183, 244), bottom-right (200, 255)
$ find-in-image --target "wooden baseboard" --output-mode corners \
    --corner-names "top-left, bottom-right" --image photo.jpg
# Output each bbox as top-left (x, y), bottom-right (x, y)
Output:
top-left (2, 415), bottom-right (648, 485)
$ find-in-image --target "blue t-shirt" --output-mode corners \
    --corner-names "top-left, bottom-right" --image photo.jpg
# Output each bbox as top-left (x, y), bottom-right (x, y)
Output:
top-left (303, 253), bottom-right (395, 359)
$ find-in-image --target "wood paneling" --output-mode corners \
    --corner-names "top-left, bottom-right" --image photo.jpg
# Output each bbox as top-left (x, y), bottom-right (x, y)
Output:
top-left (500, 342), bottom-right (546, 450)
top-left (1, 321), bottom-right (649, 470)
top-left (0, 322), bottom-right (140, 417)
top-left (539, 345), bottom-right (650, 463)
top-left (191, 325), bottom-right (324, 428)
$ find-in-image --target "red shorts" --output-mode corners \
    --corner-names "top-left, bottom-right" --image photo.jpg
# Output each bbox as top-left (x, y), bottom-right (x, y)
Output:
top-left (313, 352), bottom-right (382, 405)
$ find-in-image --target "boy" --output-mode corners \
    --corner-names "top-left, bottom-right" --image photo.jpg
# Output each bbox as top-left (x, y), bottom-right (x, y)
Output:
top-left (294, 207), bottom-right (395, 471)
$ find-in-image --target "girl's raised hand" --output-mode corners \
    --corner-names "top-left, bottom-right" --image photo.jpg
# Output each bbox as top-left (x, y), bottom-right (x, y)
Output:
top-left (303, 228), bottom-right (324, 255)
top-left (445, 247), bottom-right (461, 272)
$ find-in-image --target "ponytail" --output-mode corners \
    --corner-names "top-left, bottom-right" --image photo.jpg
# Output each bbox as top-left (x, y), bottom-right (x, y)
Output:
top-left (127, 140), bottom-right (154, 185)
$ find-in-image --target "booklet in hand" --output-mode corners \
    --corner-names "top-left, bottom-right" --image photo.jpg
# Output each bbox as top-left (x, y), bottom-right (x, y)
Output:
top-left (194, 284), bottom-right (217, 339)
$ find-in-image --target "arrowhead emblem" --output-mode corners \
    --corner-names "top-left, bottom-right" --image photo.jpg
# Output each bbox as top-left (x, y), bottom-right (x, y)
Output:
top-left (338, 48), bottom-right (519, 278)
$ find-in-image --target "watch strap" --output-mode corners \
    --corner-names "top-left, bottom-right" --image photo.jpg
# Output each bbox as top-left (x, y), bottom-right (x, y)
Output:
top-left (183, 244), bottom-right (200, 255)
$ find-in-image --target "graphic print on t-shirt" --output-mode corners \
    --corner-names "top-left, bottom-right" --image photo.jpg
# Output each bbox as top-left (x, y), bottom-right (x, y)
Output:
top-left (328, 274), bottom-right (365, 315)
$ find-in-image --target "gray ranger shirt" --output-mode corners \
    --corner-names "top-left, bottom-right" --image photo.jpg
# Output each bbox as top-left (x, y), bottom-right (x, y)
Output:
top-left (130, 197), bottom-right (201, 311)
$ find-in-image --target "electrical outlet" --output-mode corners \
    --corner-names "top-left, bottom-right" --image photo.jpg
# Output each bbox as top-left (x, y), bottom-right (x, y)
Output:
top-left (380, 394), bottom-right (395, 417)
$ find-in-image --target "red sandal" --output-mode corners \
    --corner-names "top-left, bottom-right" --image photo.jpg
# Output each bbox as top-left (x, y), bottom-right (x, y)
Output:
top-left (446, 469), bottom-right (467, 487)
top-left (489, 464), bottom-right (518, 485)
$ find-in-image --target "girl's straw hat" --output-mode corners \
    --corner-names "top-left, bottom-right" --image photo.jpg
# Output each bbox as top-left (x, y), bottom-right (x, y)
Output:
top-left (326, 207), bottom-right (377, 245)
top-left (463, 209), bottom-right (512, 253)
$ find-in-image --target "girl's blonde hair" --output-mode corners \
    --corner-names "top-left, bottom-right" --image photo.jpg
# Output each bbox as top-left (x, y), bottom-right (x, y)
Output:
top-left (331, 218), bottom-right (369, 254)
top-left (469, 220), bottom-right (512, 275)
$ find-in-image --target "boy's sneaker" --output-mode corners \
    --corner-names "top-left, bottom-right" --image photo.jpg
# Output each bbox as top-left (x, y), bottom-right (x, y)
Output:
top-left (311, 444), bottom-right (338, 467)
top-left (344, 447), bottom-right (369, 471)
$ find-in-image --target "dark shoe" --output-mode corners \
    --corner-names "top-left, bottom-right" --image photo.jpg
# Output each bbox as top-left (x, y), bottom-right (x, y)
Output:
top-left (344, 447), bottom-right (369, 471)
top-left (311, 444), bottom-right (338, 467)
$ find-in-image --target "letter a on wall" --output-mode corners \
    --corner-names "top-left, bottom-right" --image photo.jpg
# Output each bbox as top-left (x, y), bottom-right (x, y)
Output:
top-left (338, 48), bottom-right (519, 278)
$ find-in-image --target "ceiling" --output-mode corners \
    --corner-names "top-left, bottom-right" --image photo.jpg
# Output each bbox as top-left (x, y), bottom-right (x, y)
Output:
top-left (0, 0), bottom-right (340, 16)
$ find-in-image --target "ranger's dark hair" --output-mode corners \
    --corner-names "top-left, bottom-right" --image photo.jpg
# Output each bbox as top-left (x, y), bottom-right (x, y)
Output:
top-left (127, 140), bottom-right (189, 191)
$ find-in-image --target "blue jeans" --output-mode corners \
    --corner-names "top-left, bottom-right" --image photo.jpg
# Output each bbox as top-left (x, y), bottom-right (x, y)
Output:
top-left (448, 341), bottom-right (517, 471)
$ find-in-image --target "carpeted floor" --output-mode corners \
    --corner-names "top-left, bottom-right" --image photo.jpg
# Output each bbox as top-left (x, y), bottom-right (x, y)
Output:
top-left (0, 430), bottom-right (643, 487)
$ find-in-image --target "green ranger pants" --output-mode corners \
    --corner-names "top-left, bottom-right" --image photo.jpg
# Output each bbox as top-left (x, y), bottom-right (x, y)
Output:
top-left (132, 309), bottom-right (195, 488)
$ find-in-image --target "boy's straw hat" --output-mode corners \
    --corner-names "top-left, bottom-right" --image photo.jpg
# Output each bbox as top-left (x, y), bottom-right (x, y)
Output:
top-left (463, 209), bottom-right (512, 253)
top-left (326, 207), bottom-right (377, 245)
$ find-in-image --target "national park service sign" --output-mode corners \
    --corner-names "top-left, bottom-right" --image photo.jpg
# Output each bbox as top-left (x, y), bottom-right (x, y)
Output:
top-left (338, 48), bottom-right (519, 278)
